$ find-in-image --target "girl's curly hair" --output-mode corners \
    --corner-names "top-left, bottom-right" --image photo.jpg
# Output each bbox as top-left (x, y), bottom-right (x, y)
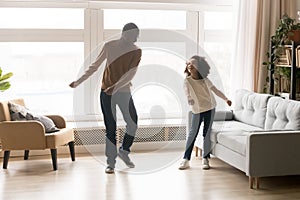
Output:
top-left (184, 55), bottom-right (210, 79)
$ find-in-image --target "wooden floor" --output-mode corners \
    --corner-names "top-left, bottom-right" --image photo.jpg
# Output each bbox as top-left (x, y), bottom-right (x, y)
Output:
top-left (1, 150), bottom-right (300, 200)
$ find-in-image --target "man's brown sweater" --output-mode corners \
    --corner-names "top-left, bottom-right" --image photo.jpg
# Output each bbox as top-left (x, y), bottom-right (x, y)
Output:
top-left (75, 38), bottom-right (142, 92)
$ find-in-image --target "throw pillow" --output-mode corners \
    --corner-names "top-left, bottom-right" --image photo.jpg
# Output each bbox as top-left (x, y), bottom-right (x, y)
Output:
top-left (8, 101), bottom-right (59, 133)
top-left (33, 115), bottom-right (60, 133)
top-left (8, 101), bottom-right (30, 121)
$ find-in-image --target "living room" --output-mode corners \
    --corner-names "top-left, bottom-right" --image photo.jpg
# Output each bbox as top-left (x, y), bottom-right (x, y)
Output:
top-left (0, 0), bottom-right (300, 199)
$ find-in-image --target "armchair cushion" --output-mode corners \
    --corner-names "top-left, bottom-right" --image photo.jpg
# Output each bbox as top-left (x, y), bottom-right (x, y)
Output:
top-left (8, 101), bottom-right (59, 133)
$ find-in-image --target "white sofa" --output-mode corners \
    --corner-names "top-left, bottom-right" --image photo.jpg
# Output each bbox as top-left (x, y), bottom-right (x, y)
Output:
top-left (190, 89), bottom-right (300, 189)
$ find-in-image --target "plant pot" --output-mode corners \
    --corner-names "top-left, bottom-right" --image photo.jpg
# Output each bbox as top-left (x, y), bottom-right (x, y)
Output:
top-left (288, 30), bottom-right (300, 42)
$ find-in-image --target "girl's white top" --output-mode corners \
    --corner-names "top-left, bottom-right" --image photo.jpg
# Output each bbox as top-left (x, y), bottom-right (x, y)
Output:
top-left (184, 76), bottom-right (216, 114)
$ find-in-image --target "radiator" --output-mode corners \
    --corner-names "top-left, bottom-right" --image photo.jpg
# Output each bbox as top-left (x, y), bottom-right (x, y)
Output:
top-left (74, 125), bottom-right (186, 146)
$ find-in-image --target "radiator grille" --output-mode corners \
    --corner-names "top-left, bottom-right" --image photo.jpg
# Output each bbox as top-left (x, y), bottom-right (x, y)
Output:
top-left (74, 126), bottom-right (186, 146)
top-left (74, 128), bottom-right (106, 145)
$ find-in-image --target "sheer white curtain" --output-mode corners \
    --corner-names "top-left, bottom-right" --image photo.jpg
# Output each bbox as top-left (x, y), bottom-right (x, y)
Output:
top-left (230, 0), bottom-right (258, 97)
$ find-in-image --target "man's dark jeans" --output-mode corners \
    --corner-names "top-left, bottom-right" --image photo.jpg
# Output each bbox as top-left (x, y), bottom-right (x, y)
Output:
top-left (100, 90), bottom-right (138, 167)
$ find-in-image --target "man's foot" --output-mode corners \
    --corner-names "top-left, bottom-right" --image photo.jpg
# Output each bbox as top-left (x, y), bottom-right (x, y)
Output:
top-left (105, 166), bottom-right (115, 174)
top-left (118, 149), bottom-right (135, 168)
top-left (202, 158), bottom-right (210, 170)
top-left (178, 159), bottom-right (190, 170)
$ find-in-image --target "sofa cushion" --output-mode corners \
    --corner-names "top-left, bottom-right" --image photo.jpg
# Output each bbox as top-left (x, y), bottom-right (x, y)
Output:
top-left (265, 97), bottom-right (300, 130)
top-left (195, 120), bottom-right (262, 150)
top-left (217, 131), bottom-right (248, 156)
top-left (211, 120), bottom-right (263, 142)
top-left (233, 89), bottom-right (271, 129)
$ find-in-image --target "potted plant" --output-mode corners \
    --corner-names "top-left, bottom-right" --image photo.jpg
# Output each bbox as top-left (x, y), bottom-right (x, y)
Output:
top-left (263, 14), bottom-right (300, 68)
top-left (262, 14), bottom-right (300, 93)
top-left (0, 67), bottom-right (13, 92)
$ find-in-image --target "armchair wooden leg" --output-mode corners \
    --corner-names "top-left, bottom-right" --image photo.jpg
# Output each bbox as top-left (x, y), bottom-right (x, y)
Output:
top-left (50, 149), bottom-right (57, 171)
top-left (194, 147), bottom-right (203, 157)
top-left (24, 150), bottom-right (29, 160)
top-left (255, 177), bottom-right (260, 189)
top-left (3, 150), bottom-right (10, 169)
top-left (249, 177), bottom-right (254, 189)
top-left (249, 177), bottom-right (260, 189)
top-left (68, 141), bottom-right (75, 161)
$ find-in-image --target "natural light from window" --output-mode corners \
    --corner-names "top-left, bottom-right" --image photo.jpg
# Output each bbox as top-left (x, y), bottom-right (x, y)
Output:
top-left (0, 42), bottom-right (84, 115)
top-left (104, 9), bottom-right (186, 30)
top-left (0, 8), bottom-right (84, 29)
top-left (204, 11), bottom-right (233, 30)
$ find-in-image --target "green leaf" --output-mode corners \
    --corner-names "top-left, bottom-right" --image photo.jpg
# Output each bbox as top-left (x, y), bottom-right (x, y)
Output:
top-left (0, 72), bottom-right (13, 82)
top-left (0, 81), bottom-right (11, 91)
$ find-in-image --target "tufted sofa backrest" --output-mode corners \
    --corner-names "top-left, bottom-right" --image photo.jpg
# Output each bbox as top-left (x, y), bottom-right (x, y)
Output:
top-left (265, 97), bottom-right (300, 130)
top-left (233, 89), bottom-right (272, 129)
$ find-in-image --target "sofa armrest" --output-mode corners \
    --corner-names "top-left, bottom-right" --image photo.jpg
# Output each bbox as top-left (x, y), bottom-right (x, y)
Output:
top-left (187, 110), bottom-right (233, 135)
top-left (0, 121), bottom-right (47, 150)
top-left (46, 115), bottom-right (66, 128)
top-left (246, 130), bottom-right (300, 177)
top-left (187, 110), bottom-right (233, 122)
top-left (214, 110), bottom-right (233, 121)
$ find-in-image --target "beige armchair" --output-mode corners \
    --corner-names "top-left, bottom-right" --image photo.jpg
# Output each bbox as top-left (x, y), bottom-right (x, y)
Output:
top-left (0, 99), bottom-right (75, 170)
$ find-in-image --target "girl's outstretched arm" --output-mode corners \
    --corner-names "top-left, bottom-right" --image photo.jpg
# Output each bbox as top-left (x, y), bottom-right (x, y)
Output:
top-left (211, 86), bottom-right (232, 106)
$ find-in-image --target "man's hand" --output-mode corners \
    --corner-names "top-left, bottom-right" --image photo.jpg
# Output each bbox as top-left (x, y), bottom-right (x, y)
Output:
top-left (188, 99), bottom-right (195, 105)
top-left (104, 86), bottom-right (115, 95)
top-left (69, 81), bottom-right (78, 88)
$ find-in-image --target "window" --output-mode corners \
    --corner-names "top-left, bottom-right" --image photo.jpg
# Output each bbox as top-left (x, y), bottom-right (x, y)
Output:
top-left (204, 11), bottom-right (233, 30)
top-left (132, 46), bottom-right (187, 119)
top-left (103, 9), bottom-right (186, 30)
top-left (204, 42), bottom-right (232, 95)
top-left (1, 42), bottom-right (83, 115)
top-left (0, 4), bottom-right (235, 121)
top-left (0, 8), bottom-right (84, 116)
top-left (202, 11), bottom-right (233, 96)
top-left (0, 8), bottom-right (83, 29)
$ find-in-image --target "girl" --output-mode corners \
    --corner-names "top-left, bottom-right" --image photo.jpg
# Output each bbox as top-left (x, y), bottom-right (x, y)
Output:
top-left (179, 55), bottom-right (232, 170)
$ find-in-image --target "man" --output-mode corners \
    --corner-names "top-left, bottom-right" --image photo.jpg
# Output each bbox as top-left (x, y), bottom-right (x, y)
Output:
top-left (69, 23), bottom-right (142, 174)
